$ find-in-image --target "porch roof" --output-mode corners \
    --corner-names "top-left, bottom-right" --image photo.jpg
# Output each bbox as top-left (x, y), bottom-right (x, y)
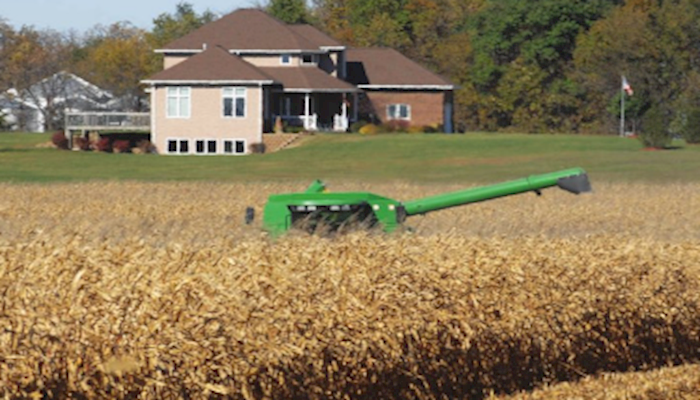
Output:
top-left (260, 67), bottom-right (359, 93)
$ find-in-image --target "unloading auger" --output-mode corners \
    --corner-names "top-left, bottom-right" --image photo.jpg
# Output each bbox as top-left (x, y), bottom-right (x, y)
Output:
top-left (252, 168), bottom-right (592, 236)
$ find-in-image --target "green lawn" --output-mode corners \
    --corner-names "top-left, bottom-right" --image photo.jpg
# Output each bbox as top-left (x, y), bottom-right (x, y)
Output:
top-left (1, 132), bottom-right (698, 183)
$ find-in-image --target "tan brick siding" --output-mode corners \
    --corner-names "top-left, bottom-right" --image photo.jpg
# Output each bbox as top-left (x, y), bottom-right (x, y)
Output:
top-left (362, 91), bottom-right (446, 129)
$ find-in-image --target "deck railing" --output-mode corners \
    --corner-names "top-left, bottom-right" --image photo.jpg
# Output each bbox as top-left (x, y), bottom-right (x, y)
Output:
top-left (65, 112), bottom-right (150, 132)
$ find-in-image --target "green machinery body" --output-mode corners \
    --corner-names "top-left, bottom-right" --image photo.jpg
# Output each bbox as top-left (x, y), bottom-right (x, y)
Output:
top-left (260, 168), bottom-right (591, 236)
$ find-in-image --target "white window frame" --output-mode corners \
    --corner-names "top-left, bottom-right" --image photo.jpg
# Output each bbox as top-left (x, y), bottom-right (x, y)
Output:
top-left (166, 138), bottom-right (190, 154)
top-left (223, 139), bottom-right (247, 155)
top-left (194, 138), bottom-right (218, 155)
top-left (387, 103), bottom-right (411, 121)
top-left (166, 87), bottom-right (191, 118)
top-left (280, 54), bottom-right (292, 65)
top-left (222, 87), bottom-right (246, 118)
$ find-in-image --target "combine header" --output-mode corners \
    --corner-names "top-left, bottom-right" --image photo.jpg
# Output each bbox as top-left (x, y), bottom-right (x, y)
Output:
top-left (254, 168), bottom-right (591, 236)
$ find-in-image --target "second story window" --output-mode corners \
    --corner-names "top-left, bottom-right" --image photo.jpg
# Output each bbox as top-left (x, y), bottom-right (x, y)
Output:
top-left (166, 87), bottom-right (191, 118)
top-left (301, 54), bottom-right (317, 65)
top-left (280, 54), bottom-right (291, 65)
top-left (223, 87), bottom-right (246, 118)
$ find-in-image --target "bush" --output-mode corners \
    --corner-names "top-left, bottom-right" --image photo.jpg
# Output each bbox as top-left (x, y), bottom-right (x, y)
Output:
top-left (112, 140), bottom-right (131, 153)
top-left (250, 142), bottom-right (266, 154)
top-left (95, 137), bottom-right (112, 152)
top-left (359, 124), bottom-right (379, 135)
top-left (681, 108), bottom-right (700, 144)
top-left (136, 140), bottom-right (156, 154)
top-left (74, 137), bottom-right (91, 151)
top-left (639, 106), bottom-right (672, 149)
top-left (382, 120), bottom-right (410, 133)
top-left (51, 131), bottom-right (69, 150)
top-left (350, 120), bottom-right (368, 133)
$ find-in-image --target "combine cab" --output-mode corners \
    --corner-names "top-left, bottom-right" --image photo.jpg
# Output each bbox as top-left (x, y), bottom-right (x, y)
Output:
top-left (254, 168), bottom-right (592, 236)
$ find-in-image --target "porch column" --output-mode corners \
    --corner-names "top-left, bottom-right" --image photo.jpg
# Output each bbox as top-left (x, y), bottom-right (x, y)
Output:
top-left (353, 92), bottom-right (358, 122)
top-left (341, 94), bottom-right (348, 123)
top-left (304, 93), bottom-right (310, 130)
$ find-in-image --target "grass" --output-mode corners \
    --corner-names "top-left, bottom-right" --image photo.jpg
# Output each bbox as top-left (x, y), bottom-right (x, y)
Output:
top-left (1, 132), bottom-right (699, 183)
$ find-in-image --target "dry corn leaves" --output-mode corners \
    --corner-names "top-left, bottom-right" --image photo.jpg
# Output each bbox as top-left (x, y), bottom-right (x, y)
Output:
top-left (0, 182), bottom-right (699, 399)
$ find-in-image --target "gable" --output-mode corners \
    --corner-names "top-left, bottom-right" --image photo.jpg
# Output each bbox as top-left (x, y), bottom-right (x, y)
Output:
top-left (161, 9), bottom-right (321, 53)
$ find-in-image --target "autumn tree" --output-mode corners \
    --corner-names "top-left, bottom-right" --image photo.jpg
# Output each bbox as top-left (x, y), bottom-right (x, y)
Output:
top-left (0, 26), bottom-right (78, 130)
top-left (74, 23), bottom-right (155, 110)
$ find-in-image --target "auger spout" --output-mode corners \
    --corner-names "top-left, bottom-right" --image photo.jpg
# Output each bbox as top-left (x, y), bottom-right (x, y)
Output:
top-left (402, 168), bottom-right (591, 216)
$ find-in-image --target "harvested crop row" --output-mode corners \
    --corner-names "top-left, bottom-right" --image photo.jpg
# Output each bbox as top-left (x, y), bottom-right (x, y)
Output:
top-left (495, 363), bottom-right (700, 399)
top-left (1, 234), bottom-right (699, 398)
top-left (0, 182), bottom-right (698, 398)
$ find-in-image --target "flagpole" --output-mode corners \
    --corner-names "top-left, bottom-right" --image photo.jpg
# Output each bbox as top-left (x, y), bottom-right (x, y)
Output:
top-left (619, 75), bottom-right (625, 137)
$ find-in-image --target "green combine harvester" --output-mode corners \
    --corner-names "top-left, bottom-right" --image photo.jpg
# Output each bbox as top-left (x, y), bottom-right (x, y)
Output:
top-left (253, 168), bottom-right (591, 236)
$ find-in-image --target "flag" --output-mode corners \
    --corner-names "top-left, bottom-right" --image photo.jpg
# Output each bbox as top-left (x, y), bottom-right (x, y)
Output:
top-left (622, 76), bottom-right (634, 96)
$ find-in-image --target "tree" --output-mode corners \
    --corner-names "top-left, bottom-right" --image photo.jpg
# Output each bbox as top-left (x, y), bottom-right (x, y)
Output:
top-left (148, 2), bottom-right (217, 48)
top-left (266, 0), bottom-right (313, 24)
top-left (74, 23), bottom-right (155, 110)
top-left (0, 26), bottom-right (76, 131)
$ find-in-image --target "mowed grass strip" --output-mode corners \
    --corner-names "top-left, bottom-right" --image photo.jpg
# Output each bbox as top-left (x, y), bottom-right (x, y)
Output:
top-left (1, 132), bottom-right (699, 183)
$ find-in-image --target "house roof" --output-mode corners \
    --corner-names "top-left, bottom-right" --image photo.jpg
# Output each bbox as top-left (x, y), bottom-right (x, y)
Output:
top-left (161, 9), bottom-right (323, 53)
top-left (143, 46), bottom-right (274, 84)
top-left (288, 25), bottom-right (343, 49)
top-left (260, 67), bottom-right (358, 92)
top-left (346, 48), bottom-right (454, 89)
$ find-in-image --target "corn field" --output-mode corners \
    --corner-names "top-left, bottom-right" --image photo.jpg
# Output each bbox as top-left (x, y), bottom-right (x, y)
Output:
top-left (1, 182), bottom-right (699, 399)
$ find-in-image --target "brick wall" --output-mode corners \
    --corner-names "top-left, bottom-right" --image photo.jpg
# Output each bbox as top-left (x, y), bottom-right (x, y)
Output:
top-left (361, 91), bottom-right (447, 129)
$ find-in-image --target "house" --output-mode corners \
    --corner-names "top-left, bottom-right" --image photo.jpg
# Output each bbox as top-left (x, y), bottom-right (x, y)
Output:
top-left (142, 9), bottom-right (454, 155)
top-left (1, 72), bottom-right (116, 132)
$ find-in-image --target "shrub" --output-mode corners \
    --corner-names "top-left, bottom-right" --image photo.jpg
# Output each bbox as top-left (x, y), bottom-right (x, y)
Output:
top-left (250, 142), bottom-right (266, 154)
top-left (359, 124), bottom-right (379, 135)
top-left (51, 131), bottom-right (69, 150)
top-left (95, 137), bottom-right (112, 152)
top-left (350, 120), bottom-right (369, 133)
top-left (74, 137), bottom-right (91, 151)
top-left (639, 106), bottom-right (672, 149)
top-left (408, 125), bottom-right (425, 134)
top-left (681, 108), bottom-right (700, 144)
top-left (136, 140), bottom-right (156, 154)
top-left (112, 140), bottom-right (131, 153)
top-left (382, 120), bottom-right (410, 133)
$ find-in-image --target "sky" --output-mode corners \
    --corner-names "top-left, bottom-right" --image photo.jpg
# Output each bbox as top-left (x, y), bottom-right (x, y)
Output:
top-left (2, 0), bottom-right (258, 33)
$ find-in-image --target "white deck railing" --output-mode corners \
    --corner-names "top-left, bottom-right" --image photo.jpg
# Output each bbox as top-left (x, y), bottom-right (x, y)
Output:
top-left (65, 112), bottom-right (150, 132)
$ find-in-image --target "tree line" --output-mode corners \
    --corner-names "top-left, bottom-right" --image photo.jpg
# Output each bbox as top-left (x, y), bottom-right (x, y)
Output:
top-left (2, 0), bottom-right (700, 144)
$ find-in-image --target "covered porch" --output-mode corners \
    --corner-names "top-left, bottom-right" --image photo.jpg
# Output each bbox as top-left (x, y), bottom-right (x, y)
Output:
top-left (266, 90), bottom-right (358, 132)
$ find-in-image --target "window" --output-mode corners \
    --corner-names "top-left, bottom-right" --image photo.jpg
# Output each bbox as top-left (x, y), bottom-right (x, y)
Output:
top-left (166, 87), bottom-right (191, 118)
top-left (223, 87), bottom-right (246, 118)
top-left (280, 54), bottom-right (291, 65)
top-left (195, 139), bottom-right (218, 154)
top-left (387, 104), bottom-right (410, 120)
top-left (167, 139), bottom-right (190, 154)
top-left (224, 139), bottom-right (246, 154)
top-left (301, 54), bottom-right (317, 65)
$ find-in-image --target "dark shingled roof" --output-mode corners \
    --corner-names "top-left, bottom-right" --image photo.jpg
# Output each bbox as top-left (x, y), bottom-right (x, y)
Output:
top-left (144, 46), bottom-right (274, 82)
top-left (346, 48), bottom-right (453, 87)
top-left (162, 9), bottom-right (321, 52)
top-left (288, 25), bottom-right (343, 48)
top-left (260, 67), bottom-right (358, 92)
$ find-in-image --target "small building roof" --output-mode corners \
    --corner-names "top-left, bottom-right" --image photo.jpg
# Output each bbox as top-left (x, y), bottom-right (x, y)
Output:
top-left (260, 67), bottom-right (358, 92)
top-left (143, 46), bottom-right (274, 84)
top-left (161, 9), bottom-right (322, 53)
top-left (346, 48), bottom-right (454, 89)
